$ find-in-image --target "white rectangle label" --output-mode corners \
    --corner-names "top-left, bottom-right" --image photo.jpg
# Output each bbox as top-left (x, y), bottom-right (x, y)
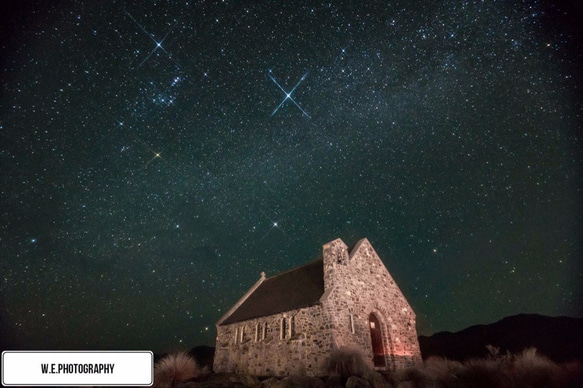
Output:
top-left (2, 351), bottom-right (153, 386)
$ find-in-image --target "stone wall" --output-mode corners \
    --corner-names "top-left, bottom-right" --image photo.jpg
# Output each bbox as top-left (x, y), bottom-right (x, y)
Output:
top-left (214, 304), bottom-right (334, 376)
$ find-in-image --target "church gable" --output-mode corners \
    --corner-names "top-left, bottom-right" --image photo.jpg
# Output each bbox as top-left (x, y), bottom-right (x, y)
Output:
top-left (317, 238), bottom-right (421, 369)
top-left (348, 238), bottom-right (415, 314)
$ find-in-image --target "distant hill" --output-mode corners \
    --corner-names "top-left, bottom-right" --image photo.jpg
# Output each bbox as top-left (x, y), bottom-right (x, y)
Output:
top-left (188, 345), bottom-right (215, 371)
top-left (419, 314), bottom-right (583, 363)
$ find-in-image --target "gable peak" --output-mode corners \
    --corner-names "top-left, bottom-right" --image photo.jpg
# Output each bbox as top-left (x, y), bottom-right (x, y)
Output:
top-left (349, 237), bottom-right (373, 259)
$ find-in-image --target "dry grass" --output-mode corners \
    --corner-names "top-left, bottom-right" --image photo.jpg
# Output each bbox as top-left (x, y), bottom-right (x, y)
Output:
top-left (394, 347), bottom-right (581, 388)
top-left (324, 347), bottom-right (371, 380)
top-left (153, 351), bottom-right (202, 388)
top-left (508, 348), bottom-right (565, 388)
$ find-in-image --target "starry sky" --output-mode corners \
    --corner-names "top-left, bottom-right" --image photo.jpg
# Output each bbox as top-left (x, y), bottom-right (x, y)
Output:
top-left (1, 0), bottom-right (582, 353)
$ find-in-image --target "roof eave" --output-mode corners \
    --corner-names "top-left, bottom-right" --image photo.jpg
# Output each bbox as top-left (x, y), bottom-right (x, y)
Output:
top-left (215, 272), bottom-right (266, 327)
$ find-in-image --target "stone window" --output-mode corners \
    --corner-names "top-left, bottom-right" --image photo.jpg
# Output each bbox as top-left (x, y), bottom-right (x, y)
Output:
top-left (240, 325), bottom-right (246, 343)
top-left (234, 327), bottom-right (239, 344)
top-left (290, 315), bottom-right (295, 337)
top-left (263, 322), bottom-right (268, 340)
top-left (255, 322), bottom-right (261, 342)
top-left (349, 314), bottom-right (355, 334)
top-left (280, 318), bottom-right (287, 340)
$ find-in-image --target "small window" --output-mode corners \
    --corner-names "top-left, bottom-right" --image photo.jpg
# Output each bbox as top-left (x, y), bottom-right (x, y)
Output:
top-left (255, 323), bottom-right (261, 342)
top-left (234, 328), bottom-right (239, 344)
top-left (281, 318), bottom-right (287, 339)
top-left (263, 322), bottom-right (268, 339)
top-left (290, 316), bottom-right (295, 337)
top-left (349, 314), bottom-right (355, 334)
top-left (240, 326), bottom-right (245, 343)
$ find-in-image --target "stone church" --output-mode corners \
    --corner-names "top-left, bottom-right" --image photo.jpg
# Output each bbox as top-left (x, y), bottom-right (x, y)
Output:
top-left (213, 238), bottom-right (422, 377)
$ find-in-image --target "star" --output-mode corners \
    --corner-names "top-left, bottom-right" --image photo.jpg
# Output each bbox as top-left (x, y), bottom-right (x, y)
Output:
top-left (259, 209), bottom-right (290, 240)
top-left (269, 72), bottom-right (310, 118)
top-left (125, 11), bottom-right (181, 68)
top-left (144, 151), bottom-right (162, 168)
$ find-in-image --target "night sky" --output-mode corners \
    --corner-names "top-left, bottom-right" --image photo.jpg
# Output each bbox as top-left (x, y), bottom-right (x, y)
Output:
top-left (1, 0), bottom-right (582, 353)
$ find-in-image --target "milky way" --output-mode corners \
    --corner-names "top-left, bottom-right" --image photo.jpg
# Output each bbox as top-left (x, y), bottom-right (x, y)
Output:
top-left (1, 0), bottom-right (581, 352)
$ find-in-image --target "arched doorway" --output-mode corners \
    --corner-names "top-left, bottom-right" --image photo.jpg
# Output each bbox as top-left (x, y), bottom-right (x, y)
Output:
top-left (369, 313), bottom-right (385, 367)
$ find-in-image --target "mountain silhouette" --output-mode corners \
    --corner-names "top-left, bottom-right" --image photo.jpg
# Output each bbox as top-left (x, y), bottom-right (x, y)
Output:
top-left (419, 314), bottom-right (583, 363)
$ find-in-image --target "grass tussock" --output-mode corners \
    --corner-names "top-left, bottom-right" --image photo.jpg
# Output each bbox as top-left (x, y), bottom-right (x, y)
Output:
top-left (153, 351), bottom-right (203, 388)
top-left (394, 346), bottom-right (582, 388)
top-left (323, 347), bottom-right (394, 387)
top-left (324, 347), bottom-right (371, 380)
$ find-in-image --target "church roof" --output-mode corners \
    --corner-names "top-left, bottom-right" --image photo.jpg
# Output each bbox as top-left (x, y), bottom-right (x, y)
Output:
top-left (220, 259), bottom-right (324, 325)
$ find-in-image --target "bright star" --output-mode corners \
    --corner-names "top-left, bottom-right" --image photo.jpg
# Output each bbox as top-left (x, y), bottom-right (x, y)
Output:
top-left (261, 220), bottom-right (284, 240)
top-left (259, 207), bottom-right (296, 241)
top-left (144, 151), bottom-right (162, 168)
top-left (269, 72), bottom-right (310, 118)
top-left (125, 11), bottom-right (181, 68)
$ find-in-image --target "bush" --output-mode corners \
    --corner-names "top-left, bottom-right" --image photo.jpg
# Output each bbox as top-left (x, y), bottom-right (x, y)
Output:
top-left (511, 348), bottom-right (564, 388)
top-left (154, 351), bottom-right (201, 388)
top-left (394, 347), bottom-right (580, 388)
top-left (455, 358), bottom-right (512, 388)
top-left (325, 347), bottom-right (371, 380)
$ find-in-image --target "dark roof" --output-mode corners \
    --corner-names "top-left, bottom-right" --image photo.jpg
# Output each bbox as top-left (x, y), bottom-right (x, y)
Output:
top-left (221, 259), bottom-right (324, 325)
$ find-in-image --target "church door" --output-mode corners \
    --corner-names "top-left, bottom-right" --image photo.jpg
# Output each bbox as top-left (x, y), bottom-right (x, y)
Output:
top-left (369, 313), bottom-right (385, 367)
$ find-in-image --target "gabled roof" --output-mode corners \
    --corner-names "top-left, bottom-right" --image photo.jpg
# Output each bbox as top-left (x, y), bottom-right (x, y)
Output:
top-left (220, 259), bottom-right (324, 326)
